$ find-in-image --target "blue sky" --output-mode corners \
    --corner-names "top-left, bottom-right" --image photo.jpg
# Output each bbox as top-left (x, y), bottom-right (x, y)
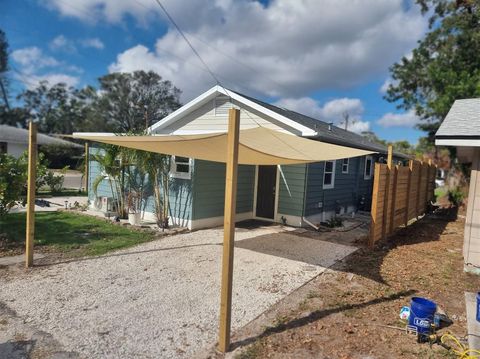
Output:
top-left (3, 0), bottom-right (427, 143)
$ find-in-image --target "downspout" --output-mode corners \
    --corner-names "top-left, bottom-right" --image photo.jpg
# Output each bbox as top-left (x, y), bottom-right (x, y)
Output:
top-left (301, 163), bottom-right (320, 230)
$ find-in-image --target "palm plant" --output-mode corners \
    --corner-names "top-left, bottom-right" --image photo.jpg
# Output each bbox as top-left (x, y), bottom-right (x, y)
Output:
top-left (91, 144), bottom-right (128, 218)
top-left (133, 150), bottom-right (171, 229)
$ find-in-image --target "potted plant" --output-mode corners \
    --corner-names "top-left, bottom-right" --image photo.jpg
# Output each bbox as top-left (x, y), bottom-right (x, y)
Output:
top-left (126, 191), bottom-right (142, 225)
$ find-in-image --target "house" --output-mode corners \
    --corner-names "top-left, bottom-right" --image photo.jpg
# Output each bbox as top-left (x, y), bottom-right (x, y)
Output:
top-left (0, 124), bottom-right (81, 158)
top-left (435, 98), bottom-right (480, 274)
top-left (89, 86), bottom-right (407, 230)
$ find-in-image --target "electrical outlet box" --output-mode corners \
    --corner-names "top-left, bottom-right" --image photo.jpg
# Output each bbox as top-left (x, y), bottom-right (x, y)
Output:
top-left (317, 202), bottom-right (323, 208)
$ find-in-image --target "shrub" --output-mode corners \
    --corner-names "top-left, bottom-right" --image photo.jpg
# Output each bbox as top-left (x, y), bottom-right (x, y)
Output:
top-left (0, 153), bottom-right (27, 215)
top-left (44, 169), bottom-right (67, 193)
top-left (324, 216), bottom-right (343, 228)
top-left (448, 187), bottom-right (464, 207)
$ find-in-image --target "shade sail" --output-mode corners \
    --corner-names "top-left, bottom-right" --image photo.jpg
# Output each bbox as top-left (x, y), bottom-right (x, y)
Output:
top-left (73, 126), bottom-right (375, 165)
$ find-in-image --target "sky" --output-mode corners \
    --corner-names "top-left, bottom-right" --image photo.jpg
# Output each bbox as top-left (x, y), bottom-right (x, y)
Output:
top-left (2, 0), bottom-right (428, 144)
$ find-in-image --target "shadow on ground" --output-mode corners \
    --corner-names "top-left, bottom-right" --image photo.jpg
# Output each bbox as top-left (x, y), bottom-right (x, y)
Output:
top-left (230, 288), bottom-right (416, 350)
top-left (0, 340), bottom-right (36, 359)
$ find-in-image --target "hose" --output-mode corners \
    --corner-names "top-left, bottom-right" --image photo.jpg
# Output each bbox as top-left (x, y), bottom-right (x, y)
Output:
top-left (440, 332), bottom-right (480, 359)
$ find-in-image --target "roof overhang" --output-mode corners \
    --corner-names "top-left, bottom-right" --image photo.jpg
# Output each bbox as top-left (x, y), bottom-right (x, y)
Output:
top-left (148, 85), bottom-right (317, 137)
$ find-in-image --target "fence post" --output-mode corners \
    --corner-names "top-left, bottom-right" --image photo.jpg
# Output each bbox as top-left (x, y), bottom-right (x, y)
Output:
top-left (415, 161), bottom-right (423, 219)
top-left (381, 145), bottom-right (393, 241)
top-left (388, 164), bottom-right (399, 235)
top-left (404, 159), bottom-right (413, 228)
top-left (369, 163), bottom-right (381, 247)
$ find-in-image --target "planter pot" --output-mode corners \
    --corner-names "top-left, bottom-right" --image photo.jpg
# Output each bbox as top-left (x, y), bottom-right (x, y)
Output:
top-left (128, 213), bottom-right (141, 226)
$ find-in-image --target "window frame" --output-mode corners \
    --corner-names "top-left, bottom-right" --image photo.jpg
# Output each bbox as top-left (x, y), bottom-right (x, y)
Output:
top-left (341, 158), bottom-right (349, 174)
top-left (322, 160), bottom-right (336, 189)
top-left (170, 155), bottom-right (192, 179)
top-left (364, 155), bottom-right (373, 180)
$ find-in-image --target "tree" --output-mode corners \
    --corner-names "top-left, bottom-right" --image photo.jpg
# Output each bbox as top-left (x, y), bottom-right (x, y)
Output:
top-left (95, 71), bottom-right (182, 132)
top-left (385, 0), bottom-right (480, 142)
top-left (361, 131), bottom-right (387, 146)
top-left (0, 153), bottom-right (26, 215)
top-left (0, 29), bottom-right (9, 109)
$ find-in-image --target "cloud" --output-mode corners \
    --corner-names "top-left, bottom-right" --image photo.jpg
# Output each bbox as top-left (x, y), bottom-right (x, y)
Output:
top-left (11, 47), bottom-right (60, 73)
top-left (11, 46), bottom-right (80, 89)
top-left (377, 110), bottom-right (419, 128)
top-left (50, 35), bottom-right (77, 53)
top-left (64, 0), bottom-right (428, 100)
top-left (81, 38), bottom-right (104, 49)
top-left (274, 96), bottom-right (370, 133)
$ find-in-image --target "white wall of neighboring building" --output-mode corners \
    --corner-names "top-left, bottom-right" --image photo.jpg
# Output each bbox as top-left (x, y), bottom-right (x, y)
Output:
top-left (7, 142), bottom-right (28, 158)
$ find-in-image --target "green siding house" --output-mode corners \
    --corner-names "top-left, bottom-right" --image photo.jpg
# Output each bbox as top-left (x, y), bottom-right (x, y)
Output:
top-left (88, 86), bottom-right (406, 230)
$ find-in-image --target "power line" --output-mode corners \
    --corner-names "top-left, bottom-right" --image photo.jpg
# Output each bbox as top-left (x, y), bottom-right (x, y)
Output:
top-left (152, 0), bottom-right (221, 87)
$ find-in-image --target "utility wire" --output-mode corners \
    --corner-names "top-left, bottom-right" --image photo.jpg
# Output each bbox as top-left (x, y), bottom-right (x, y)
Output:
top-left (153, 0), bottom-right (221, 87)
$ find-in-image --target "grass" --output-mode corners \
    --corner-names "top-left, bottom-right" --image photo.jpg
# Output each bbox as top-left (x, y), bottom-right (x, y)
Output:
top-left (37, 189), bottom-right (88, 197)
top-left (435, 186), bottom-right (447, 200)
top-left (0, 212), bottom-right (155, 257)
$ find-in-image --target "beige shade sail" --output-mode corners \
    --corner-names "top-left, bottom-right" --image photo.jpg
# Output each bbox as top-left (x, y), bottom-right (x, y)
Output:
top-left (73, 126), bottom-right (375, 165)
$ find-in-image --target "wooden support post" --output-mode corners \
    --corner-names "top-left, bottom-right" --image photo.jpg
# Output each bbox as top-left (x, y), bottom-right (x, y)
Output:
top-left (84, 142), bottom-right (89, 191)
top-left (381, 145), bottom-right (393, 241)
top-left (369, 163), bottom-right (381, 247)
top-left (25, 121), bottom-right (37, 268)
top-left (404, 160), bottom-right (414, 228)
top-left (218, 108), bottom-right (240, 353)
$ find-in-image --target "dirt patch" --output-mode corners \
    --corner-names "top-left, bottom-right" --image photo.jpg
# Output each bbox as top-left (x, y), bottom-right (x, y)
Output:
top-left (219, 207), bottom-right (479, 359)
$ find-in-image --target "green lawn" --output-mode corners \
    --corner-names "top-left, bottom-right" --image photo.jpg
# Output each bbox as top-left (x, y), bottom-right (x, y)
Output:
top-left (0, 212), bottom-right (155, 257)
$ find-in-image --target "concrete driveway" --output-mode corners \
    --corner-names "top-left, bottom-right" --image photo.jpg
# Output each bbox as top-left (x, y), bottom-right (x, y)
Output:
top-left (0, 225), bottom-right (357, 358)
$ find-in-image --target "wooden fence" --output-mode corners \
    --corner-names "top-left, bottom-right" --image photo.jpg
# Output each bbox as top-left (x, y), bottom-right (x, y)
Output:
top-left (369, 147), bottom-right (436, 246)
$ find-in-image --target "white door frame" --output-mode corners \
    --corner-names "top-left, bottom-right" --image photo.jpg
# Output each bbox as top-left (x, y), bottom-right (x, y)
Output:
top-left (253, 165), bottom-right (280, 222)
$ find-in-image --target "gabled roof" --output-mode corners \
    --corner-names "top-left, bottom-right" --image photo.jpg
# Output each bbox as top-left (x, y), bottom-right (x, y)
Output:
top-left (0, 125), bottom-right (82, 148)
top-left (436, 99), bottom-right (480, 139)
top-left (150, 86), bottom-right (406, 157)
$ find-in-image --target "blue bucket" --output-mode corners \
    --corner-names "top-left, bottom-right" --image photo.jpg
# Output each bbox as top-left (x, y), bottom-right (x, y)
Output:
top-left (476, 292), bottom-right (480, 322)
top-left (408, 297), bottom-right (437, 334)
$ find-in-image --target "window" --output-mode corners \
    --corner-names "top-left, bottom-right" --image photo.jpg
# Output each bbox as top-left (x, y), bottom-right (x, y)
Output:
top-left (0, 142), bottom-right (6, 154)
top-left (341, 158), bottom-right (349, 174)
top-left (364, 155), bottom-right (373, 180)
top-left (323, 160), bottom-right (336, 189)
top-left (170, 156), bottom-right (192, 179)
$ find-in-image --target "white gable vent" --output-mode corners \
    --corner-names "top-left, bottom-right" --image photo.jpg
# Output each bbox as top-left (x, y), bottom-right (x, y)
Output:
top-left (214, 96), bottom-right (237, 116)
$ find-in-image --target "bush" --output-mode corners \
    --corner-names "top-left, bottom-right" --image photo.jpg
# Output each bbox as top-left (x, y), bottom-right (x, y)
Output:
top-left (323, 216), bottom-right (343, 228)
top-left (44, 169), bottom-right (67, 193)
top-left (39, 143), bottom-right (82, 169)
top-left (0, 153), bottom-right (27, 215)
top-left (448, 187), bottom-right (464, 207)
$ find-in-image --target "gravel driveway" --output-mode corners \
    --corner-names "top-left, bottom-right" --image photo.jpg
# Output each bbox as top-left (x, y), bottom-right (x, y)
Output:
top-left (0, 225), bottom-right (356, 358)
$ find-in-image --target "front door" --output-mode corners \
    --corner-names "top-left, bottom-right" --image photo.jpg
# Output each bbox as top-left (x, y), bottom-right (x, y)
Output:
top-left (256, 165), bottom-right (277, 219)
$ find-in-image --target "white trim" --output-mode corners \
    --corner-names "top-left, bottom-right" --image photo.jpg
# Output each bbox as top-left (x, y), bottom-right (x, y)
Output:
top-left (364, 155), bottom-right (373, 180)
top-left (190, 211), bottom-right (253, 230)
top-left (435, 139), bottom-right (480, 147)
top-left (276, 213), bottom-right (303, 227)
top-left (341, 158), bottom-right (349, 174)
top-left (322, 160), bottom-right (336, 189)
top-left (253, 165), bottom-right (280, 221)
top-left (148, 85), bottom-right (317, 136)
top-left (170, 156), bottom-right (192, 180)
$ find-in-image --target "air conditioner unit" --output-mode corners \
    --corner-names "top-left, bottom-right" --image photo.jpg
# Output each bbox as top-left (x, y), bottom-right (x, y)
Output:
top-left (99, 196), bottom-right (117, 212)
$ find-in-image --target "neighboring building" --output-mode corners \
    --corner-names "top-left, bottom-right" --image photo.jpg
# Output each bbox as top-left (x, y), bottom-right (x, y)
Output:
top-left (0, 124), bottom-right (81, 158)
top-left (89, 86), bottom-right (407, 230)
top-left (435, 98), bottom-right (480, 274)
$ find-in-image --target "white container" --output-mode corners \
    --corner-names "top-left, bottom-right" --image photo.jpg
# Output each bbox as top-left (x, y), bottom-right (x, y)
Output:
top-left (128, 213), bottom-right (141, 226)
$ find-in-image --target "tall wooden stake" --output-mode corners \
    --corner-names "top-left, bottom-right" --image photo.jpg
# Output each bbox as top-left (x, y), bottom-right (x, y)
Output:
top-left (381, 145), bottom-right (393, 241)
top-left (84, 142), bottom-right (89, 191)
top-left (25, 121), bottom-right (37, 268)
top-left (218, 108), bottom-right (240, 353)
